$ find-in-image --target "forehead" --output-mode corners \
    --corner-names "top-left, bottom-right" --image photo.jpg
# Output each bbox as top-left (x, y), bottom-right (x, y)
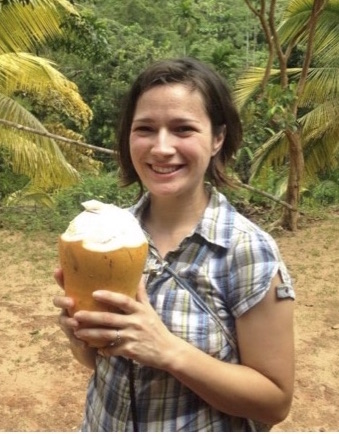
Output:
top-left (134, 83), bottom-right (208, 117)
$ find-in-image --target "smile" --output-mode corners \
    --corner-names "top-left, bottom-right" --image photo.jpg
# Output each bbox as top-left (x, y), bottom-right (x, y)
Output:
top-left (150, 165), bottom-right (182, 174)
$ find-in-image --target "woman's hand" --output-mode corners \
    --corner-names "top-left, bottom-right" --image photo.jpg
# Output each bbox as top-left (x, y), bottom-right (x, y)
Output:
top-left (53, 267), bottom-right (87, 348)
top-left (53, 267), bottom-right (97, 369)
top-left (71, 280), bottom-right (179, 369)
top-left (53, 294), bottom-right (87, 348)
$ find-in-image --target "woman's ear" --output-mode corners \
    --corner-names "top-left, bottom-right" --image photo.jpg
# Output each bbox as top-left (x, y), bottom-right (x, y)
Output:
top-left (212, 124), bottom-right (226, 156)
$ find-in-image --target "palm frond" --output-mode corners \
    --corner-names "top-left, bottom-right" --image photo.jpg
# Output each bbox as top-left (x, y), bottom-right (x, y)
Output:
top-left (300, 99), bottom-right (339, 142)
top-left (0, 52), bottom-right (92, 127)
top-left (312, 2), bottom-right (339, 61)
top-left (249, 131), bottom-right (289, 181)
top-left (279, 0), bottom-right (318, 45)
top-left (239, 0), bottom-right (339, 202)
top-left (234, 68), bottom-right (301, 110)
top-left (279, 0), bottom-right (339, 62)
top-left (303, 138), bottom-right (339, 182)
top-left (0, 0), bottom-right (78, 53)
top-left (299, 67), bottom-right (339, 106)
top-left (5, 184), bottom-right (56, 208)
top-left (0, 52), bottom-right (58, 92)
top-left (237, 65), bottom-right (339, 108)
top-left (0, 93), bottom-right (80, 188)
top-left (302, 108), bottom-right (339, 179)
top-left (234, 68), bottom-right (277, 110)
top-left (250, 99), bottom-right (339, 186)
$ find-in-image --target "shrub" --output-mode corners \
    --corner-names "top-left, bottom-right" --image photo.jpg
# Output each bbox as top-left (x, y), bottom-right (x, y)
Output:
top-left (0, 172), bottom-right (140, 233)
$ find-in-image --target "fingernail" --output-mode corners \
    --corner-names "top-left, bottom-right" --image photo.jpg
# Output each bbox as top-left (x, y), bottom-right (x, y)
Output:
top-left (92, 290), bottom-right (106, 298)
top-left (73, 311), bottom-right (85, 320)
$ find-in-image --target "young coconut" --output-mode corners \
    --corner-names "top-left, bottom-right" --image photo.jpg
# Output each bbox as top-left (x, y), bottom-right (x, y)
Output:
top-left (59, 200), bottom-right (148, 319)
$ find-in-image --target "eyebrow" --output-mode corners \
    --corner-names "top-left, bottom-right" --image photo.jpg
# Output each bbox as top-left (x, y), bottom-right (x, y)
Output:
top-left (132, 117), bottom-right (154, 123)
top-left (132, 117), bottom-right (200, 124)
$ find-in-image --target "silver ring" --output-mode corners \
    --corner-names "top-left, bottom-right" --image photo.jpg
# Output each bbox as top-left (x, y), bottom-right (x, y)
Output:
top-left (109, 330), bottom-right (121, 347)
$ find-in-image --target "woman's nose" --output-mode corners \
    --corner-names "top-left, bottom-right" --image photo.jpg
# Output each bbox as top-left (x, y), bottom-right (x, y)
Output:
top-left (150, 130), bottom-right (175, 156)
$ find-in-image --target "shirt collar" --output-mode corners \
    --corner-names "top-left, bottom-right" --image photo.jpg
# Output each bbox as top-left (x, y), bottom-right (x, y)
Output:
top-left (196, 185), bottom-right (236, 249)
top-left (129, 185), bottom-right (236, 250)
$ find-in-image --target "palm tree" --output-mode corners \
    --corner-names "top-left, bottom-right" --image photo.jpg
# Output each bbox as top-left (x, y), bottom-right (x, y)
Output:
top-left (0, 0), bottom-right (92, 205)
top-left (237, 0), bottom-right (338, 230)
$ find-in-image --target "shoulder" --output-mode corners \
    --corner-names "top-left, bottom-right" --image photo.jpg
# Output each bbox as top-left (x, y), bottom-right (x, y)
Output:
top-left (230, 211), bottom-right (281, 260)
top-left (211, 191), bottom-right (293, 317)
top-left (206, 188), bottom-right (278, 254)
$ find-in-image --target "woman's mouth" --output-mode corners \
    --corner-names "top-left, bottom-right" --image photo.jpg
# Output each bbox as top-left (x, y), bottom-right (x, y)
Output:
top-left (150, 164), bottom-right (183, 174)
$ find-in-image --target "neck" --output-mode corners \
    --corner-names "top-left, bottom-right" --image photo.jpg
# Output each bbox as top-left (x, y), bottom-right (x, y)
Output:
top-left (150, 188), bottom-right (208, 226)
top-left (143, 187), bottom-right (210, 256)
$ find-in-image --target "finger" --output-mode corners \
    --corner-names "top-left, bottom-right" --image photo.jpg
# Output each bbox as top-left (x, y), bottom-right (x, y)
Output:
top-left (59, 312), bottom-right (79, 329)
top-left (74, 326), bottom-right (122, 346)
top-left (92, 290), bottom-right (137, 314)
top-left (98, 344), bottom-right (120, 357)
top-left (98, 348), bottom-right (111, 357)
top-left (54, 267), bottom-right (64, 288)
top-left (73, 309), bottom-right (123, 328)
top-left (53, 295), bottom-right (75, 310)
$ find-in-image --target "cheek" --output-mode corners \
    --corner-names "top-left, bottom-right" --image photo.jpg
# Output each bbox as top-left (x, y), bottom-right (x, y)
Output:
top-left (184, 139), bottom-right (215, 161)
top-left (129, 138), bottom-right (145, 169)
top-left (129, 134), bottom-right (138, 156)
top-left (129, 146), bottom-right (138, 167)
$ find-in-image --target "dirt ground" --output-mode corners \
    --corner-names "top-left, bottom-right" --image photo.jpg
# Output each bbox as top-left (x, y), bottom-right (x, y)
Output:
top-left (0, 213), bottom-right (338, 432)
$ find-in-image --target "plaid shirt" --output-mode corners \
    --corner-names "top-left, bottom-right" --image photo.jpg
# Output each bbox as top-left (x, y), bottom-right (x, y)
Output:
top-left (81, 186), bottom-right (294, 432)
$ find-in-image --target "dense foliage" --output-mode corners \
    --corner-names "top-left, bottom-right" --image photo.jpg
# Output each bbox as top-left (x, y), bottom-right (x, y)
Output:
top-left (1, 0), bottom-right (339, 220)
top-left (42, 0), bottom-right (267, 152)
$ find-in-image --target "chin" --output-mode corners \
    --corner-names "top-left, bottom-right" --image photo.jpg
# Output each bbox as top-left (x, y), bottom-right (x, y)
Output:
top-left (149, 188), bottom-right (178, 197)
top-left (146, 184), bottom-right (181, 197)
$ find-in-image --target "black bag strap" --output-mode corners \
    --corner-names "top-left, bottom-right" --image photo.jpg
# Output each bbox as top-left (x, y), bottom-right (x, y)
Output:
top-left (128, 359), bottom-right (139, 432)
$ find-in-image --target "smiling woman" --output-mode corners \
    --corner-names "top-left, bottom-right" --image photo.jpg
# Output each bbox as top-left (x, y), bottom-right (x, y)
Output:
top-left (53, 57), bottom-right (295, 432)
top-left (129, 84), bottom-right (225, 202)
top-left (118, 57), bottom-right (242, 197)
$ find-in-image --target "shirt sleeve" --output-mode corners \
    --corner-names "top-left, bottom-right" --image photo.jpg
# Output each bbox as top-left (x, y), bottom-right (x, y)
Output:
top-left (226, 228), bottom-right (294, 318)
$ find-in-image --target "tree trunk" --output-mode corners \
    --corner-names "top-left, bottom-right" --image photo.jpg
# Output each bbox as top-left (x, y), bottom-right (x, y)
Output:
top-left (280, 0), bottom-right (326, 230)
top-left (281, 129), bottom-right (304, 231)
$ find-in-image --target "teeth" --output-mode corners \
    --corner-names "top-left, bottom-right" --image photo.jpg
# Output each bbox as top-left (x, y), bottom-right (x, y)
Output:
top-left (152, 165), bottom-right (178, 174)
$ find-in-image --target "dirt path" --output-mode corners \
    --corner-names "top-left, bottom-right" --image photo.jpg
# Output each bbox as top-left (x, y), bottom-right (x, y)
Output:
top-left (0, 215), bottom-right (338, 431)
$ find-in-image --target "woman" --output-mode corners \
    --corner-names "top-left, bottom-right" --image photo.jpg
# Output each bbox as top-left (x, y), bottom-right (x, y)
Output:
top-left (54, 57), bottom-right (295, 431)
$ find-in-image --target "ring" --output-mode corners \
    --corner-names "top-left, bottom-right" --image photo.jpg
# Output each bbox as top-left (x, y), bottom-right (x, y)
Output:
top-left (109, 330), bottom-right (122, 347)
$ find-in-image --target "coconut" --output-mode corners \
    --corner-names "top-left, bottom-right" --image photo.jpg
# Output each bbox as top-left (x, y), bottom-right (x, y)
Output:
top-left (58, 200), bottom-right (148, 318)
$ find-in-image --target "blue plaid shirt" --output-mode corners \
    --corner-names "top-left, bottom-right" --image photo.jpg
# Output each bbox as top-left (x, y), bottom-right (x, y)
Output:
top-left (81, 186), bottom-right (294, 432)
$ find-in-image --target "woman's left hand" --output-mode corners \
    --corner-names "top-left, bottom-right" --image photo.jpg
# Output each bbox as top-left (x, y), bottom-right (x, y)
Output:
top-left (72, 280), bottom-right (178, 369)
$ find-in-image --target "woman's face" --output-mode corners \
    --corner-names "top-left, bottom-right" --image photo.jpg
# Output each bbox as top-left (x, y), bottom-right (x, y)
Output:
top-left (129, 83), bottom-right (224, 201)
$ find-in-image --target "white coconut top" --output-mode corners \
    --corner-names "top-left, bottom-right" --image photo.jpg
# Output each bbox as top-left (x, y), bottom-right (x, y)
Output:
top-left (61, 199), bottom-right (147, 252)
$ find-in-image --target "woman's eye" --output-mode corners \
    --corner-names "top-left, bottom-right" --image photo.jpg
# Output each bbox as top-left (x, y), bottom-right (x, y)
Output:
top-left (175, 126), bottom-right (194, 134)
top-left (134, 126), bottom-right (153, 133)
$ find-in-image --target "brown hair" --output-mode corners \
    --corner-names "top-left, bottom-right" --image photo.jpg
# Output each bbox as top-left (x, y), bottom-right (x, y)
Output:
top-left (116, 57), bottom-right (242, 194)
